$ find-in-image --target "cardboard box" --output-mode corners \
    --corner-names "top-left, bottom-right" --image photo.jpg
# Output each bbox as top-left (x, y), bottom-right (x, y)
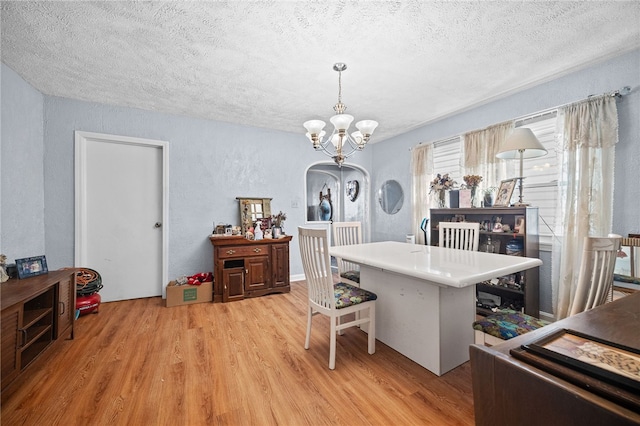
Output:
top-left (165, 280), bottom-right (213, 307)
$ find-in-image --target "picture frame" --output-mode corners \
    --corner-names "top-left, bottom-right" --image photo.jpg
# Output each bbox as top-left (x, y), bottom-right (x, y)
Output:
top-left (452, 214), bottom-right (466, 222)
top-left (494, 178), bottom-right (517, 207)
top-left (521, 328), bottom-right (640, 393)
top-left (514, 215), bottom-right (525, 234)
top-left (15, 255), bottom-right (48, 279)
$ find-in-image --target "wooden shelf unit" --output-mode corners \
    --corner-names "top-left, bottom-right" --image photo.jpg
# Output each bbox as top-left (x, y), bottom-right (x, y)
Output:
top-left (430, 207), bottom-right (540, 317)
top-left (1, 269), bottom-right (76, 392)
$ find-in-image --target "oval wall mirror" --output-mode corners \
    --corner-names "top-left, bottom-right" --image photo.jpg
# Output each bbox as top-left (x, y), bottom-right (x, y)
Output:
top-left (378, 180), bottom-right (404, 214)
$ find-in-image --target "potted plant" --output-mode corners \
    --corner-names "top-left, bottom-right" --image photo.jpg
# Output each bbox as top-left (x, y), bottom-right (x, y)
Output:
top-left (482, 187), bottom-right (497, 207)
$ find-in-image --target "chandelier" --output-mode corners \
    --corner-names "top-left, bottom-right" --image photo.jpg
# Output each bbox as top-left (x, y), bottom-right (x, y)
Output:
top-left (303, 63), bottom-right (378, 166)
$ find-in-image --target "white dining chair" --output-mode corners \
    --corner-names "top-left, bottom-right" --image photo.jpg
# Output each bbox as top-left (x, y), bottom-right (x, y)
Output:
top-left (298, 226), bottom-right (377, 370)
top-left (439, 222), bottom-right (480, 251)
top-left (474, 235), bottom-right (621, 345)
top-left (332, 221), bottom-right (362, 286)
top-left (568, 235), bottom-right (622, 315)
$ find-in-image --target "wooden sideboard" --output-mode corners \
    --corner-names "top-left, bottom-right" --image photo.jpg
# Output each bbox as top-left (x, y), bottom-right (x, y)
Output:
top-left (1, 269), bottom-right (76, 393)
top-left (209, 235), bottom-right (291, 303)
top-left (470, 292), bottom-right (640, 425)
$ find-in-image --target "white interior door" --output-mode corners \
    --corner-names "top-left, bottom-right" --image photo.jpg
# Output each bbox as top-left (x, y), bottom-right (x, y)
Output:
top-left (75, 131), bottom-right (168, 302)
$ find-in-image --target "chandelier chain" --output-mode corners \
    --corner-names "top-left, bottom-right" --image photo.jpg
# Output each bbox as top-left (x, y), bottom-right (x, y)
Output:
top-left (334, 67), bottom-right (346, 114)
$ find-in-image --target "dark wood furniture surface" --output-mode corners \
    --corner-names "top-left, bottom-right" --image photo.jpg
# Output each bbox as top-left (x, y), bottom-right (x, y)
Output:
top-left (210, 235), bottom-right (291, 303)
top-left (470, 292), bottom-right (640, 426)
top-left (1, 269), bottom-right (76, 391)
top-left (430, 207), bottom-right (540, 316)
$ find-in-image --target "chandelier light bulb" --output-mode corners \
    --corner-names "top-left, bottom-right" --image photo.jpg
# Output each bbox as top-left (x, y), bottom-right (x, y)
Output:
top-left (330, 114), bottom-right (354, 133)
top-left (303, 119), bottom-right (326, 135)
top-left (355, 120), bottom-right (378, 136)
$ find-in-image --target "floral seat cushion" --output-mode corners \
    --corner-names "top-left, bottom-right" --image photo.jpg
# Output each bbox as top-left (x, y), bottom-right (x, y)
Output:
top-left (339, 270), bottom-right (360, 284)
top-left (334, 282), bottom-right (377, 309)
top-left (473, 310), bottom-right (550, 340)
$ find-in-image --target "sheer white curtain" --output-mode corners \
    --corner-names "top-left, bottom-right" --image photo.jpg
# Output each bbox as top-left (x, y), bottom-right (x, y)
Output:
top-left (463, 121), bottom-right (515, 194)
top-left (552, 95), bottom-right (618, 320)
top-left (411, 143), bottom-right (433, 245)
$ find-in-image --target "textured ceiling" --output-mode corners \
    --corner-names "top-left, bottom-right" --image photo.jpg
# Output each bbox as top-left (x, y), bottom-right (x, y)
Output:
top-left (2, 1), bottom-right (639, 142)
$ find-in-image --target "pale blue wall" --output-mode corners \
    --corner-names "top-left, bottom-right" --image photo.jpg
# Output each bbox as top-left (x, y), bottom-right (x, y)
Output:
top-left (1, 60), bottom-right (373, 280)
top-left (2, 49), bottom-right (638, 309)
top-left (369, 49), bottom-right (640, 314)
top-left (0, 65), bottom-right (45, 259)
top-left (40, 96), bottom-right (370, 279)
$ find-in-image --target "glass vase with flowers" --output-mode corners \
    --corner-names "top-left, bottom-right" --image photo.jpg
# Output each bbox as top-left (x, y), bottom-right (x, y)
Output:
top-left (463, 175), bottom-right (483, 207)
top-left (270, 211), bottom-right (287, 238)
top-left (430, 173), bottom-right (457, 208)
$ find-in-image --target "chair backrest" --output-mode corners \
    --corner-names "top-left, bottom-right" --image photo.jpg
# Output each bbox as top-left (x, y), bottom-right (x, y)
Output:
top-left (298, 227), bottom-right (335, 311)
top-left (620, 237), bottom-right (640, 277)
top-left (332, 221), bottom-right (362, 273)
top-left (438, 222), bottom-right (480, 251)
top-left (568, 236), bottom-right (621, 316)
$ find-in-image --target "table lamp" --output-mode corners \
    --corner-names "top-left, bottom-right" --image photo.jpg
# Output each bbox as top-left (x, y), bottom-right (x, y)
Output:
top-left (496, 128), bottom-right (547, 206)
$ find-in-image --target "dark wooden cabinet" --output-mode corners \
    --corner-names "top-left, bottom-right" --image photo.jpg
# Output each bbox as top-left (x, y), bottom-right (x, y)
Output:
top-left (271, 243), bottom-right (290, 288)
top-left (210, 235), bottom-right (292, 302)
top-left (55, 274), bottom-right (75, 340)
top-left (430, 207), bottom-right (540, 317)
top-left (1, 270), bottom-right (76, 392)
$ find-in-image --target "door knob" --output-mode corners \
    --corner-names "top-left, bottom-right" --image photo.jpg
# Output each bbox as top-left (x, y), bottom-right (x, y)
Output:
top-left (155, 222), bottom-right (162, 228)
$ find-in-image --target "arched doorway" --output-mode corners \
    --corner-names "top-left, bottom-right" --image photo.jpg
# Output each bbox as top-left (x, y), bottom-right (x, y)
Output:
top-left (304, 162), bottom-right (370, 243)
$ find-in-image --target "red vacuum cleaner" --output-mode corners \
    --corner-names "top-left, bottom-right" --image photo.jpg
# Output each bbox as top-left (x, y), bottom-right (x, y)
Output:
top-left (75, 268), bottom-right (103, 317)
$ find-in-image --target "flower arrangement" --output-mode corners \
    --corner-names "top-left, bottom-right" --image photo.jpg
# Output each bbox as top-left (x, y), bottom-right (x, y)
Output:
top-left (271, 211), bottom-right (287, 228)
top-left (429, 173), bottom-right (456, 193)
top-left (463, 175), bottom-right (483, 188)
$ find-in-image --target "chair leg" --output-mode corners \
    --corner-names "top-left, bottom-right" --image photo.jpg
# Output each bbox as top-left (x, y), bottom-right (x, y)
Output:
top-left (338, 313), bottom-right (345, 335)
top-left (304, 306), bottom-right (312, 350)
top-left (329, 316), bottom-right (337, 370)
top-left (367, 305), bottom-right (376, 355)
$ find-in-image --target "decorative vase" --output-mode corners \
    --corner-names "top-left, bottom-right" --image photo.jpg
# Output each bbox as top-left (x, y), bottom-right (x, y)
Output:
top-left (272, 226), bottom-right (282, 239)
top-left (471, 187), bottom-right (478, 208)
top-left (438, 190), bottom-right (446, 208)
top-left (483, 191), bottom-right (493, 207)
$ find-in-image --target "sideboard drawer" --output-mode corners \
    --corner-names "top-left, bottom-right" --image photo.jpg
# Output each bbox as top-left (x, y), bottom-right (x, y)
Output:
top-left (218, 245), bottom-right (269, 259)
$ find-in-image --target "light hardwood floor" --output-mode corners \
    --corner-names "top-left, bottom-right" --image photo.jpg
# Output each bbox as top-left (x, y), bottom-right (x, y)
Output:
top-left (1, 281), bottom-right (475, 425)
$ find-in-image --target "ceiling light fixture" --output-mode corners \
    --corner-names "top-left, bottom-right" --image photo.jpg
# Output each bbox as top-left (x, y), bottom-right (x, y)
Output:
top-left (303, 63), bottom-right (378, 167)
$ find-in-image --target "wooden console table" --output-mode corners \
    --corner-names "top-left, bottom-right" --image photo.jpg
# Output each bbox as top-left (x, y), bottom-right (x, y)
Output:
top-left (209, 235), bottom-right (291, 303)
top-left (1, 269), bottom-right (76, 393)
top-left (470, 292), bottom-right (640, 425)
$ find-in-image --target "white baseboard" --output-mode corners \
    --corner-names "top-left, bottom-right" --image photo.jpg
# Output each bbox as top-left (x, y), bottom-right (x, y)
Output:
top-left (290, 273), bottom-right (305, 282)
top-left (539, 310), bottom-right (555, 322)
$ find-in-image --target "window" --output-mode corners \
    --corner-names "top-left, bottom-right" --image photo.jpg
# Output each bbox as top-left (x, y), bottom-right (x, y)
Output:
top-left (427, 114), bottom-right (559, 249)
top-left (432, 137), bottom-right (463, 186)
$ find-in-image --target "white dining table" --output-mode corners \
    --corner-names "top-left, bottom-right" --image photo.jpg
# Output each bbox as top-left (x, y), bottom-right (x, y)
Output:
top-left (329, 241), bottom-right (543, 376)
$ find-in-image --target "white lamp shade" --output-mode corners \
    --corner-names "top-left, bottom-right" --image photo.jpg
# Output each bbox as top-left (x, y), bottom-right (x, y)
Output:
top-left (355, 120), bottom-right (378, 135)
top-left (303, 120), bottom-right (326, 135)
top-left (351, 131), bottom-right (364, 143)
top-left (330, 114), bottom-right (354, 132)
top-left (496, 128), bottom-right (547, 159)
top-left (305, 130), bottom-right (326, 142)
top-left (331, 133), bottom-right (342, 148)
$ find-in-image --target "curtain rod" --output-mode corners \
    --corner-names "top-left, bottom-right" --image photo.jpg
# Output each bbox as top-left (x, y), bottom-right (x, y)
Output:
top-left (411, 85), bottom-right (632, 150)
top-left (513, 85), bottom-right (632, 126)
